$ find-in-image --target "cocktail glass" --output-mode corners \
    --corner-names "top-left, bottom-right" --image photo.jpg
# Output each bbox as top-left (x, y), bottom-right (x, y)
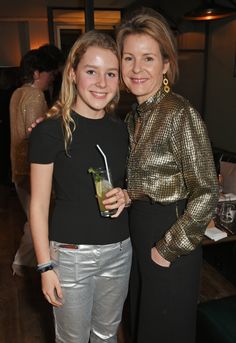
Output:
top-left (220, 203), bottom-right (235, 224)
top-left (89, 167), bottom-right (116, 217)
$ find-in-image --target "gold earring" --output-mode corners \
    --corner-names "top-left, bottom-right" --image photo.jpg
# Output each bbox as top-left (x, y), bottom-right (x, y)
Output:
top-left (163, 74), bottom-right (170, 93)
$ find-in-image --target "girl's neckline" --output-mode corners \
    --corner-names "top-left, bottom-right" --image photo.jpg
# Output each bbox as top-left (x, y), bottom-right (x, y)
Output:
top-left (71, 109), bottom-right (107, 122)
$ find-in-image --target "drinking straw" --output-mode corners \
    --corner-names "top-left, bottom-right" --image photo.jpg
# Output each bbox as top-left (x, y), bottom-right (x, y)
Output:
top-left (96, 144), bottom-right (111, 184)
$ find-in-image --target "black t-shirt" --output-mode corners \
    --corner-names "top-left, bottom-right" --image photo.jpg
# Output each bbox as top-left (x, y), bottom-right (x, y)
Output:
top-left (29, 111), bottom-right (129, 245)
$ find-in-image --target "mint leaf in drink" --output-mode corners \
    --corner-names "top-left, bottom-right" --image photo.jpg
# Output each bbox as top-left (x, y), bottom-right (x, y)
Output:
top-left (88, 167), bottom-right (101, 182)
top-left (88, 167), bottom-right (96, 174)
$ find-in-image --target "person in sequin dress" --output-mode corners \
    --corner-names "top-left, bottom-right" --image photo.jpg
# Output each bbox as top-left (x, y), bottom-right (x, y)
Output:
top-left (10, 49), bottom-right (56, 276)
top-left (115, 8), bottom-right (219, 343)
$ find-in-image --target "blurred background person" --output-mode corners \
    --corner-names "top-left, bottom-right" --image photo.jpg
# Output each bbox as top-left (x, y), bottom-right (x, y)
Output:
top-left (10, 48), bottom-right (56, 276)
top-left (38, 44), bottom-right (65, 106)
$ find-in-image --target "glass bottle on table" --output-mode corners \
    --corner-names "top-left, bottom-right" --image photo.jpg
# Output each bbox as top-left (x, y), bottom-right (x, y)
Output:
top-left (218, 173), bottom-right (224, 195)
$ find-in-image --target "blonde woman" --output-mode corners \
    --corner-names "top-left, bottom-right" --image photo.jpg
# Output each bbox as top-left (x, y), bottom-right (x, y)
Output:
top-left (29, 31), bottom-right (132, 343)
top-left (116, 8), bottom-right (219, 343)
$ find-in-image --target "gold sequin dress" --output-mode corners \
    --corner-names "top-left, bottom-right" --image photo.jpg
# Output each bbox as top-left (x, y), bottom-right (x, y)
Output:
top-left (10, 84), bottom-right (48, 186)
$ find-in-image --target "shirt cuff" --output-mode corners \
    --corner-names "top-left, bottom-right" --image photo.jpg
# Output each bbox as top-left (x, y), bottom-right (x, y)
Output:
top-left (155, 240), bottom-right (178, 263)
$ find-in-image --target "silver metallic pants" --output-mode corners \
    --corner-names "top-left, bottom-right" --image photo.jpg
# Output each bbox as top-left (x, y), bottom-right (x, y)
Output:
top-left (50, 238), bottom-right (132, 343)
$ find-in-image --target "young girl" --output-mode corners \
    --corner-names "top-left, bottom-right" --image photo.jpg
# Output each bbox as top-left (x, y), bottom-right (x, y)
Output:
top-left (29, 31), bottom-right (132, 343)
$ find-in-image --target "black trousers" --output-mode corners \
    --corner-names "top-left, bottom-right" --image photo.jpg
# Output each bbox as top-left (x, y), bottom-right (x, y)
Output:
top-left (129, 200), bottom-right (202, 343)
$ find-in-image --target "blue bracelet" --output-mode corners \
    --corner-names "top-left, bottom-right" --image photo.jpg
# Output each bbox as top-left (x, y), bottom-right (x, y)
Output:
top-left (37, 260), bottom-right (53, 268)
top-left (37, 263), bottom-right (54, 273)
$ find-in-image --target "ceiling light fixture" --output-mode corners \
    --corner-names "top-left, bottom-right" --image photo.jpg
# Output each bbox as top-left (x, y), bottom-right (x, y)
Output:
top-left (184, 1), bottom-right (236, 21)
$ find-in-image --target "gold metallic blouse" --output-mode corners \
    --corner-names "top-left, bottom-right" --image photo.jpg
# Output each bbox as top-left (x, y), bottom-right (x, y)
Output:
top-left (10, 85), bottom-right (48, 185)
top-left (126, 87), bottom-right (219, 262)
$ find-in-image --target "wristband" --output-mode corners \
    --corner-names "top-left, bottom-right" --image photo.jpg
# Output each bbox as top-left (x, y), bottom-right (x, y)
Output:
top-left (37, 260), bottom-right (53, 268)
top-left (37, 262), bottom-right (55, 273)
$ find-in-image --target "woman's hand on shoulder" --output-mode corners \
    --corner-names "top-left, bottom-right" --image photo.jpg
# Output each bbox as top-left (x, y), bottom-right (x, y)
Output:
top-left (151, 247), bottom-right (171, 268)
top-left (41, 270), bottom-right (63, 307)
top-left (28, 116), bottom-right (45, 133)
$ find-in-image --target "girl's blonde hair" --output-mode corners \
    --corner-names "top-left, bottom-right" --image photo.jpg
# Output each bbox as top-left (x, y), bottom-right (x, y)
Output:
top-left (47, 30), bottom-right (120, 152)
top-left (116, 7), bottom-right (179, 87)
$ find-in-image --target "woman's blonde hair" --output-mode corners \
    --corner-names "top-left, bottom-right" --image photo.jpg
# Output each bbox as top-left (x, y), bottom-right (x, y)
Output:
top-left (47, 30), bottom-right (120, 152)
top-left (116, 7), bottom-right (179, 86)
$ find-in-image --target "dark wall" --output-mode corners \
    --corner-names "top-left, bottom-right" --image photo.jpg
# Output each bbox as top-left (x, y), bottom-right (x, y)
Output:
top-left (0, 67), bottom-right (20, 185)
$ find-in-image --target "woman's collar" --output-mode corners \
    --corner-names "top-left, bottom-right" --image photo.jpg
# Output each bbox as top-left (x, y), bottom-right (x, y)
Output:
top-left (135, 86), bottom-right (168, 118)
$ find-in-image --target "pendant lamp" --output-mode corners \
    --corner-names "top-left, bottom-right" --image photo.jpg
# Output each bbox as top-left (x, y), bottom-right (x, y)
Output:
top-left (184, 0), bottom-right (236, 21)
